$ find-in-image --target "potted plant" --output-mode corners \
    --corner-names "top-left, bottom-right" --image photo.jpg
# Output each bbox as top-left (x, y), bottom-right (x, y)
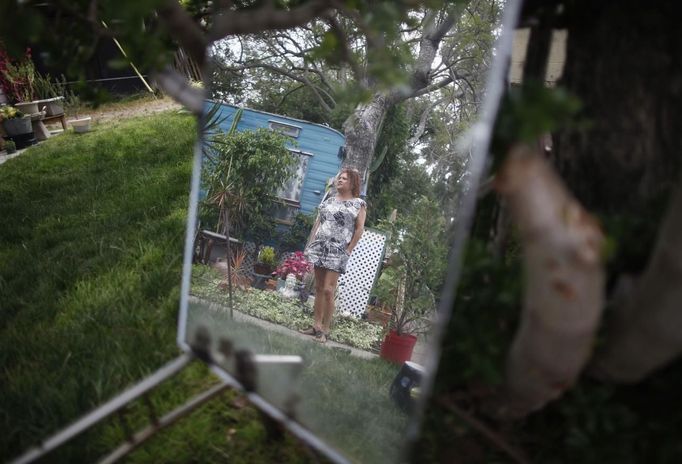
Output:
top-left (274, 251), bottom-right (312, 297)
top-left (375, 266), bottom-right (435, 364)
top-left (0, 105), bottom-right (32, 136)
top-left (375, 197), bottom-right (448, 364)
top-left (4, 139), bottom-right (16, 154)
top-left (33, 73), bottom-right (66, 116)
top-left (274, 251), bottom-right (312, 282)
top-left (252, 245), bottom-right (277, 290)
top-left (254, 246), bottom-right (277, 275)
top-left (1, 48), bottom-right (39, 113)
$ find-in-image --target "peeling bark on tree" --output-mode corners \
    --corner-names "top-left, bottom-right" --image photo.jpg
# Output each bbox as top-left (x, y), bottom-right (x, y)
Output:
top-left (591, 185), bottom-right (682, 383)
top-left (494, 144), bottom-right (605, 417)
top-left (340, 8), bottom-right (461, 185)
top-left (342, 93), bottom-right (391, 183)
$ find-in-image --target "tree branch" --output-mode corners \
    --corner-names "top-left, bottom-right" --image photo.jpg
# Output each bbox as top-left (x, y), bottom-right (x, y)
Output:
top-left (208, 0), bottom-right (335, 42)
top-left (325, 14), bottom-right (364, 84)
top-left (151, 67), bottom-right (204, 115)
top-left (395, 5), bottom-right (462, 102)
top-left (276, 83), bottom-right (307, 109)
top-left (591, 183), bottom-right (682, 383)
top-left (438, 397), bottom-right (529, 464)
top-left (411, 76), bottom-right (453, 98)
top-left (157, 0), bottom-right (208, 67)
top-left (494, 144), bottom-right (605, 418)
top-left (407, 98), bottom-right (443, 147)
top-left (223, 61), bottom-right (335, 111)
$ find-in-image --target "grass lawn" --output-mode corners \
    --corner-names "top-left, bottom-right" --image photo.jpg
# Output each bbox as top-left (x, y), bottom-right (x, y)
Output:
top-left (0, 111), bottom-right (312, 463)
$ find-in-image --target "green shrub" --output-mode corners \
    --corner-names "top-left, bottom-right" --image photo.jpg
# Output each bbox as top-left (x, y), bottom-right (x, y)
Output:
top-left (257, 246), bottom-right (277, 267)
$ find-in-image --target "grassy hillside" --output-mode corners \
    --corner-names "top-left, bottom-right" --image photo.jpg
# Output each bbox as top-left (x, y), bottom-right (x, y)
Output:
top-left (0, 112), bottom-right (309, 463)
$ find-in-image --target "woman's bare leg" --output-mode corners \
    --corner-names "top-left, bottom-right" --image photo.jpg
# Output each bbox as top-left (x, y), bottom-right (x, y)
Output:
top-left (312, 267), bottom-right (327, 331)
top-left (320, 270), bottom-right (340, 333)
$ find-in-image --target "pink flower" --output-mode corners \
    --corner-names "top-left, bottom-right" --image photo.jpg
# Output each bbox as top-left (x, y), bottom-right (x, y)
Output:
top-left (274, 251), bottom-right (312, 280)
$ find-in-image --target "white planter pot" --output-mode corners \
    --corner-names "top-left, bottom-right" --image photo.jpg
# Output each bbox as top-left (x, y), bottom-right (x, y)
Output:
top-left (70, 117), bottom-right (92, 133)
top-left (15, 101), bottom-right (40, 115)
top-left (36, 97), bottom-right (65, 116)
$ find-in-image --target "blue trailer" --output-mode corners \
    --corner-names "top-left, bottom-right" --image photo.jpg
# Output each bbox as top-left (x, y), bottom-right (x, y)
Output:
top-left (209, 102), bottom-right (345, 225)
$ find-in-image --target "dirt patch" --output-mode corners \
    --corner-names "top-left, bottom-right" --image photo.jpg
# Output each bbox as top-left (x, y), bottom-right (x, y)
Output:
top-left (61, 95), bottom-right (184, 126)
top-left (85, 96), bottom-right (183, 124)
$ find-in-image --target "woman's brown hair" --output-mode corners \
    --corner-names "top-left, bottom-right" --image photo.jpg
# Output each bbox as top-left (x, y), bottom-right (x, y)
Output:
top-left (340, 167), bottom-right (361, 197)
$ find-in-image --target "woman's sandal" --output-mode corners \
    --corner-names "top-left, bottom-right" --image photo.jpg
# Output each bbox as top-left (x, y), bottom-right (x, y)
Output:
top-left (314, 331), bottom-right (328, 344)
top-left (299, 326), bottom-right (320, 336)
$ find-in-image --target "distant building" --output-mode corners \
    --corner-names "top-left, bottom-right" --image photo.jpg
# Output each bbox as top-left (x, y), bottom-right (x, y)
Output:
top-left (209, 102), bottom-right (345, 226)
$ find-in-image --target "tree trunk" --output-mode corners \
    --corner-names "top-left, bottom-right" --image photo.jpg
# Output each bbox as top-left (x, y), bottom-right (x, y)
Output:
top-left (342, 93), bottom-right (392, 190)
top-left (554, 0), bottom-right (682, 215)
top-left (552, 0), bottom-right (682, 383)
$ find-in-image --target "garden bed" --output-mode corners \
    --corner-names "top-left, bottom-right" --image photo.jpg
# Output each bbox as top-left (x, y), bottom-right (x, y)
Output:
top-left (191, 265), bottom-right (385, 351)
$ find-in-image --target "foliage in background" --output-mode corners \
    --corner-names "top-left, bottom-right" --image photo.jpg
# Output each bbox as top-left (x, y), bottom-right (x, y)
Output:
top-left (0, 45), bottom-right (36, 102)
top-left (365, 104), bottom-right (411, 225)
top-left (370, 154), bottom-right (438, 227)
top-left (375, 196), bottom-right (448, 335)
top-left (32, 72), bottom-right (80, 107)
top-left (491, 81), bottom-right (584, 165)
top-left (278, 211), bottom-right (316, 253)
top-left (201, 128), bottom-right (296, 238)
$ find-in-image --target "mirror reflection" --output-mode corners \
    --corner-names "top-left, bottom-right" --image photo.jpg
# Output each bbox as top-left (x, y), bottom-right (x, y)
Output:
top-left (184, 2), bottom-right (501, 461)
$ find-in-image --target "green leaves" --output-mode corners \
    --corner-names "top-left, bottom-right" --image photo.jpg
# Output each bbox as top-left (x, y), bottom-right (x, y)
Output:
top-left (201, 127), bottom-right (297, 235)
top-left (191, 268), bottom-right (385, 350)
top-left (376, 196), bottom-right (448, 335)
top-left (494, 80), bottom-right (585, 150)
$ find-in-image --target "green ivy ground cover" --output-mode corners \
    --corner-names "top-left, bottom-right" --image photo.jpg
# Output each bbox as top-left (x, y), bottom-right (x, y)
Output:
top-left (191, 265), bottom-right (386, 351)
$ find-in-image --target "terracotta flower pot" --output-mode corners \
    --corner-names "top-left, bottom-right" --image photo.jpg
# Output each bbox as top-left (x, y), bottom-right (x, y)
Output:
top-left (253, 262), bottom-right (274, 276)
top-left (380, 330), bottom-right (417, 364)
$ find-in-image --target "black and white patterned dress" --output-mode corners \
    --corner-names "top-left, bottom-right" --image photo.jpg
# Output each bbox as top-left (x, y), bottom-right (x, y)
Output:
top-left (305, 196), bottom-right (366, 274)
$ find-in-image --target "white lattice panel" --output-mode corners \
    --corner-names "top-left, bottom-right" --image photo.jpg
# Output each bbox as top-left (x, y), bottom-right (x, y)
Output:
top-left (337, 229), bottom-right (386, 318)
top-left (243, 241), bottom-right (257, 272)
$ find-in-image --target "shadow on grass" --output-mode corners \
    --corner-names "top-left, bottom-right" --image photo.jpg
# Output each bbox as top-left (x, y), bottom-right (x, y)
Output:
top-left (188, 299), bottom-right (410, 464)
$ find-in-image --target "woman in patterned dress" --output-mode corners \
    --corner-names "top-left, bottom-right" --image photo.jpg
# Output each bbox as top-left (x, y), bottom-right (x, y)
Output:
top-left (301, 168), bottom-right (367, 343)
